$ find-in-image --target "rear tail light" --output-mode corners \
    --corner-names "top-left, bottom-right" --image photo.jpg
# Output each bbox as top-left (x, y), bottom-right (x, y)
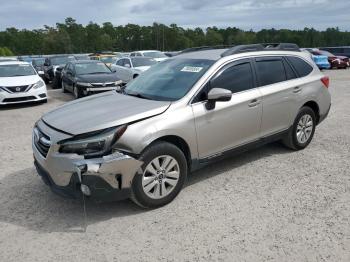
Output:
top-left (321, 76), bottom-right (330, 88)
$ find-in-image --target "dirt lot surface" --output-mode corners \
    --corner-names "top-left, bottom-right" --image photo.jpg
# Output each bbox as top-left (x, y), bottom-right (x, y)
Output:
top-left (0, 70), bottom-right (349, 262)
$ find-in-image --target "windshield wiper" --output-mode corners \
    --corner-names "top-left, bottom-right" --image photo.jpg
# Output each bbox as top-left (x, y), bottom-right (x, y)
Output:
top-left (125, 91), bottom-right (151, 100)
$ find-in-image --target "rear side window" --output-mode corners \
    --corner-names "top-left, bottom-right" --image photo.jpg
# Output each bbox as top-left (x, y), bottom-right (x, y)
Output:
top-left (286, 56), bottom-right (313, 77)
top-left (211, 62), bottom-right (254, 94)
top-left (256, 58), bottom-right (286, 86)
top-left (283, 59), bottom-right (297, 80)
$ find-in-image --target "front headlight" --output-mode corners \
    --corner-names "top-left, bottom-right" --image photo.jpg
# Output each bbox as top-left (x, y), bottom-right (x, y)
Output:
top-left (59, 125), bottom-right (127, 158)
top-left (33, 80), bottom-right (45, 89)
top-left (76, 82), bottom-right (92, 87)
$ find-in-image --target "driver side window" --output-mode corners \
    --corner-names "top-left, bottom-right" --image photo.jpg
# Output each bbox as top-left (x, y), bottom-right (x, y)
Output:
top-left (193, 59), bottom-right (255, 103)
top-left (211, 61), bottom-right (254, 93)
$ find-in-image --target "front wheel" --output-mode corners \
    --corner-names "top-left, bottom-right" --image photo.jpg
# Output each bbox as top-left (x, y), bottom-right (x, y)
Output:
top-left (73, 85), bottom-right (83, 99)
top-left (282, 106), bottom-right (316, 150)
top-left (131, 142), bottom-right (187, 208)
top-left (61, 80), bottom-right (67, 93)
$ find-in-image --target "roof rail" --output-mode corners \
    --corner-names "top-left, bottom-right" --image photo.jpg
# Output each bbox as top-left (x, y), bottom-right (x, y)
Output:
top-left (262, 43), bottom-right (300, 51)
top-left (221, 43), bottom-right (301, 57)
top-left (220, 44), bottom-right (265, 57)
top-left (180, 45), bottom-right (234, 54)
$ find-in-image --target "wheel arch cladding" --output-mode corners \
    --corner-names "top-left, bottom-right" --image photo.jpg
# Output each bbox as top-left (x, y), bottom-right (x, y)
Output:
top-left (150, 135), bottom-right (191, 169)
top-left (302, 101), bottom-right (320, 124)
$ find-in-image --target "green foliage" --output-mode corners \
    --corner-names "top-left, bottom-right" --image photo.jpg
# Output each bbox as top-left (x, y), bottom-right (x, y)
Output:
top-left (0, 46), bottom-right (14, 56)
top-left (0, 18), bottom-right (349, 55)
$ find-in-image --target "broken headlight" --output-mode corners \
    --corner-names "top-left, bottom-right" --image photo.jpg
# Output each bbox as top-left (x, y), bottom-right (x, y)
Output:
top-left (59, 125), bottom-right (127, 158)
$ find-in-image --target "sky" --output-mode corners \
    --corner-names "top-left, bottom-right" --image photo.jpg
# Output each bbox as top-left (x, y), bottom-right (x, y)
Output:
top-left (0, 0), bottom-right (349, 31)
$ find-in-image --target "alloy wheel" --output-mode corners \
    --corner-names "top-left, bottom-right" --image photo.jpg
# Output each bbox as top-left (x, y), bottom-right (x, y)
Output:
top-left (296, 114), bottom-right (314, 144)
top-left (141, 155), bottom-right (180, 199)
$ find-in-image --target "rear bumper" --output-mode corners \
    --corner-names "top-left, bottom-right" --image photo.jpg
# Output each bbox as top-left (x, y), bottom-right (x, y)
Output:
top-left (318, 104), bottom-right (331, 124)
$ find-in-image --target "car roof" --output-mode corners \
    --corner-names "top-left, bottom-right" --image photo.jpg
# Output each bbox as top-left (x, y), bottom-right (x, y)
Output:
top-left (70, 60), bottom-right (104, 64)
top-left (176, 48), bottom-right (308, 62)
top-left (0, 61), bottom-right (31, 66)
top-left (176, 49), bottom-right (227, 61)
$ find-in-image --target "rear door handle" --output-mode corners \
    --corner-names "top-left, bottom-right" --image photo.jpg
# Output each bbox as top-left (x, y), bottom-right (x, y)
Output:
top-left (248, 99), bottom-right (260, 107)
top-left (293, 86), bottom-right (302, 93)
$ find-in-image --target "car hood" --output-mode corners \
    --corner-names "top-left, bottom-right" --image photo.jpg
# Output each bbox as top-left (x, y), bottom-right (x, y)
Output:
top-left (42, 91), bottom-right (171, 135)
top-left (0, 75), bottom-right (40, 86)
top-left (77, 73), bottom-right (120, 83)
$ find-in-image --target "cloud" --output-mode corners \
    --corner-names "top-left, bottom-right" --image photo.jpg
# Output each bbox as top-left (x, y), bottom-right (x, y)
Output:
top-left (0, 0), bottom-right (348, 31)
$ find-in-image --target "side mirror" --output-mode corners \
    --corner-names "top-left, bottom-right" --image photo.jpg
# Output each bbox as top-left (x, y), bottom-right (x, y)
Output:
top-left (206, 88), bottom-right (232, 110)
top-left (111, 68), bottom-right (117, 73)
top-left (125, 64), bottom-right (131, 68)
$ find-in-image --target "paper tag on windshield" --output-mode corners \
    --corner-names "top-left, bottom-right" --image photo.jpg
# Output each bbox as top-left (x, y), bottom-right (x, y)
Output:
top-left (181, 66), bottom-right (203, 73)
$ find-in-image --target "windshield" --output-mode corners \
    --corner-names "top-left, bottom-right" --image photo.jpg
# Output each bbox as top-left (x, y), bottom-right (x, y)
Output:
top-left (75, 62), bottom-right (112, 75)
top-left (32, 58), bottom-right (45, 66)
top-left (0, 64), bottom-right (37, 77)
top-left (75, 55), bottom-right (90, 60)
top-left (100, 56), bottom-right (117, 63)
top-left (143, 51), bottom-right (167, 59)
top-left (125, 58), bottom-right (214, 101)
top-left (51, 56), bottom-right (74, 65)
top-left (131, 57), bottom-right (157, 67)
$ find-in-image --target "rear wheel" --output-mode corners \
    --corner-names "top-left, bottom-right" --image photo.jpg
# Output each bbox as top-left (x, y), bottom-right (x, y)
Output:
top-left (282, 106), bottom-right (316, 150)
top-left (131, 142), bottom-right (187, 208)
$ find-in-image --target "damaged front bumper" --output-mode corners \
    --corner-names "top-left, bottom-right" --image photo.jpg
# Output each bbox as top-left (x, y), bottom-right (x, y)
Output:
top-left (32, 121), bottom-right (143, 202)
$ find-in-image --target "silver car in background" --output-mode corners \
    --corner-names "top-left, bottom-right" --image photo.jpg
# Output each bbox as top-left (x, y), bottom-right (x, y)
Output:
top-left (111, 57), bottom-right (157, 83)
top-left (32, 43), bottom-right (331, 208)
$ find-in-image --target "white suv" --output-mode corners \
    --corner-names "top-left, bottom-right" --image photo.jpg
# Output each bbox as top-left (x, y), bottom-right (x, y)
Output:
top-left (0, 61), bottom-right (47, 105)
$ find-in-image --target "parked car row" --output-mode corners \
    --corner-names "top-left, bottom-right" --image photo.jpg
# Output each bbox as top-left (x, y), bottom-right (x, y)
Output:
top-left (302, 48), bottom-right (350, 69)
top-left (0, 45), bottom-right (347, 106)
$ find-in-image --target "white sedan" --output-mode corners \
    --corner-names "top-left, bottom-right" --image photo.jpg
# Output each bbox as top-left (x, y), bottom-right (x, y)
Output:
top-left (111, 57), bottom-right (157, 83)
top-left (0, 61), bottom-right (47, 105)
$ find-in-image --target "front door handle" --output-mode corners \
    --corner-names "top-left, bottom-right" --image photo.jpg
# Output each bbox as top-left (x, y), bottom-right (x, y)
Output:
top-left (293, 86), bottom-right (302, 93)
top-left (248, 99), bottom-right (260, 107)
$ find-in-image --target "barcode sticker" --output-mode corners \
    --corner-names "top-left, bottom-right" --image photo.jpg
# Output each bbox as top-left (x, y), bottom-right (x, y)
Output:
top-left (181, 66), bottom-right (203, 73)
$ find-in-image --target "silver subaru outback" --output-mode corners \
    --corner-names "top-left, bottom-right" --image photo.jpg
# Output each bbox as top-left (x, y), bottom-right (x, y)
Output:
top-left (32, 44), bottom-right (331, 208)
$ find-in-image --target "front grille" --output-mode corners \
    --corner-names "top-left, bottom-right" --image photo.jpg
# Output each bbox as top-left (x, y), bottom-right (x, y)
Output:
top-left (34, 127), bottom-right (51, 157)
top-left (90, 82), bottom-right (116, 87)
top-left (2, 85), bottom-right (31, 93)
top-left (3, 96), bottom-right (36, 103)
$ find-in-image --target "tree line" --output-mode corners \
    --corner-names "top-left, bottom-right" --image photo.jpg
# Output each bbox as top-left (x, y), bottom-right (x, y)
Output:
top-left (0, 17), bottom-right (349, 56)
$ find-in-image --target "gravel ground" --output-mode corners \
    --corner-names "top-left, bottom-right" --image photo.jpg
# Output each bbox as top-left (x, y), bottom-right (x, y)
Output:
top-left (0, 70), bottom-right (349, 262)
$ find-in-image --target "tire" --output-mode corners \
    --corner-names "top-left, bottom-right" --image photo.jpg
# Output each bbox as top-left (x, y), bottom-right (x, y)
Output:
top-left (282, 106), bottom-right (316, 150)
top-left (73, 85), bottom-right (83, 99)
top-left (52, 76), bottom-right (60, 89)
top-left (61, 80), bottom-right (67, 93)
top-left (131, 142), bottom-right (187, 208)
top-left (44, 77), bottom-right (50, 84)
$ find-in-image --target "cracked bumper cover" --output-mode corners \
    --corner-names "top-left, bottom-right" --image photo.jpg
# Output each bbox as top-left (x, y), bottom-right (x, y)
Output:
top-left (33, 134), bottom-right (143, 201)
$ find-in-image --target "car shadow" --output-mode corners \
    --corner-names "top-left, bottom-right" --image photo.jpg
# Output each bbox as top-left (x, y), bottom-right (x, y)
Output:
top-left (0, 142), bottom-right (291, 233)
